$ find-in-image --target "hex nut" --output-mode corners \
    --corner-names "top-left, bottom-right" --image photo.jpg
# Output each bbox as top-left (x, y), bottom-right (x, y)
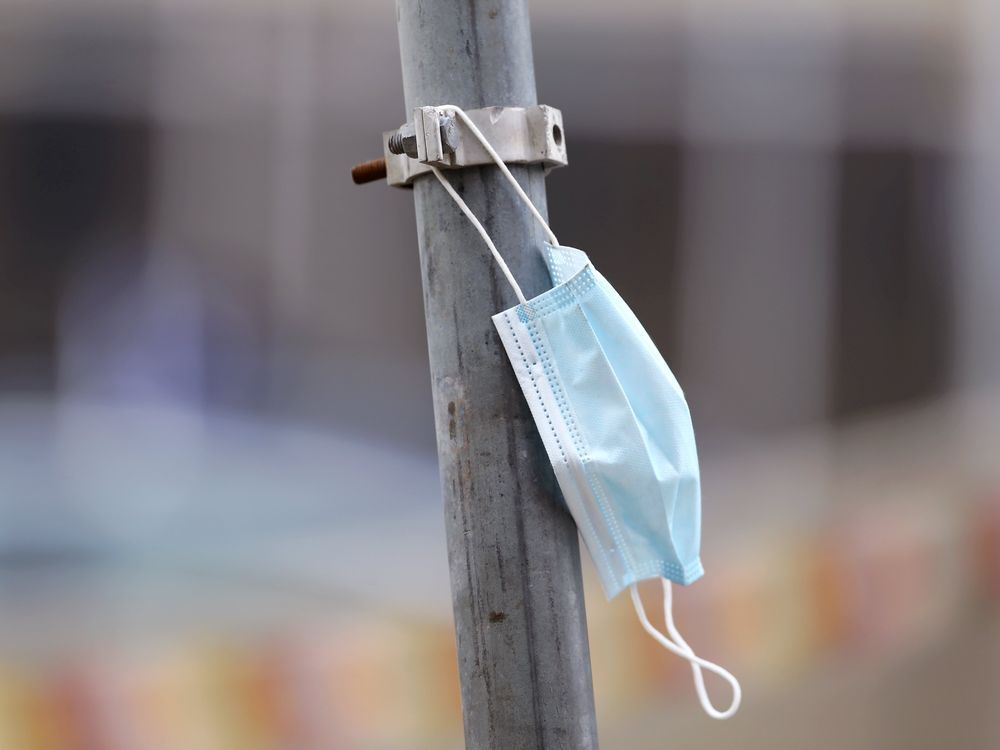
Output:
top-left (439, 116), bottom-right (460, 155)
top-left (388, 122), bottom-right (419, 158)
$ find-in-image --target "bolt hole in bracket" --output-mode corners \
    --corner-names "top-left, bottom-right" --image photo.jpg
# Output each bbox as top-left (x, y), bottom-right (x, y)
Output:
top-left (359, 105), bottom-right (567, 187)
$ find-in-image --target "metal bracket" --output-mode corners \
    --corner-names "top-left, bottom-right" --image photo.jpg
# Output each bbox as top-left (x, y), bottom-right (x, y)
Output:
top-left (382, 105), bottom-right (567, 187)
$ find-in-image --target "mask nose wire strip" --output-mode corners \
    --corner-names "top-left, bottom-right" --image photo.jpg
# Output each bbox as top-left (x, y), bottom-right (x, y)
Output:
top-left (430, 166), bottom-right (527, 304)
top-left (630, 582), bottom-right (742, 720)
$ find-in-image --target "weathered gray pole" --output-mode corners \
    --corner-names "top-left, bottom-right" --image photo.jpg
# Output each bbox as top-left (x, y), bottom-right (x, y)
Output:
top-left (395, 2), bottom-right (599, 748)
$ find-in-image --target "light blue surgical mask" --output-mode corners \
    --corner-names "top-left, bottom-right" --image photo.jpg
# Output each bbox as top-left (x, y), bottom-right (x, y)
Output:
top-left (431, 105), bottom-right (741, 719)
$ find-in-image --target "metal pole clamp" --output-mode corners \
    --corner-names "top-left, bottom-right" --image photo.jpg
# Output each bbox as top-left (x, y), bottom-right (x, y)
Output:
top-left (376, 105), bottom-right (568, 187)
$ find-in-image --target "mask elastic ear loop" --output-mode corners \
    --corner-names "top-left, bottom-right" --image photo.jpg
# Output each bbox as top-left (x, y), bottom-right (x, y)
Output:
top-left (436, 105), bottom-right (559, 247)
top-left (430, 166), bottom-right (528, 304)
top-left (629, 581), bottom-right (742, 720)
top-left (661, 579), bottom-right (741, 719)
top-left (427, 104), bottom-right (560, 305)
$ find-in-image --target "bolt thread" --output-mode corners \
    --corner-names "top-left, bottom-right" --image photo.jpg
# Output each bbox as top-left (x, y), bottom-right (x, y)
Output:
top-left (387, 131), bottom-right (405, 155)
top-left (351, 158), bottom-right (387, 185)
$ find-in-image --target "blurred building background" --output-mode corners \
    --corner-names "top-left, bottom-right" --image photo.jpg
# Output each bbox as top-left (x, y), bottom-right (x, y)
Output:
top-left (1, 0), bottom-right (999, 748)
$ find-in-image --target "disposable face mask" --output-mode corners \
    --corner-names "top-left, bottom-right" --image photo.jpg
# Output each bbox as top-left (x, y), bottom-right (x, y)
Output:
top-left (430, 105), bottom-right (741, 719)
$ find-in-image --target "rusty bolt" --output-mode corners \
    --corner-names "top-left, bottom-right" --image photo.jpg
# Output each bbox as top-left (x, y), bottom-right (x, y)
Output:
top-left (351, 158), bottom-right (387, 185)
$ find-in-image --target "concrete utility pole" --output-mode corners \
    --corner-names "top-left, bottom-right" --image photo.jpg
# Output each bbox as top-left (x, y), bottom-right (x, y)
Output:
top-left (394, 2), bottom-right (599, 748)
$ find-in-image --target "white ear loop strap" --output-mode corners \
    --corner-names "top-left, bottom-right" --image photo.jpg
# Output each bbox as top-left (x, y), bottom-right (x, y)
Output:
top-left (661, 579), bottom-right (742, 719)
top-left (629, 580), bottom-right (742, 720)
top-left (430, 166), bottom-right (528, 304)
top-left (428, 104), bottom-right (560, 305)
top-left (437, 105), bottom-right (559, 246)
